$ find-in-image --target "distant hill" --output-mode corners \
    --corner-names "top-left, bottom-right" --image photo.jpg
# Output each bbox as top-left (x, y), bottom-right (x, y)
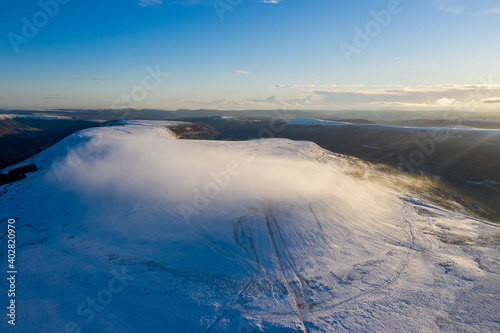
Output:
top-left (2, 108), bottom-right (500, 122)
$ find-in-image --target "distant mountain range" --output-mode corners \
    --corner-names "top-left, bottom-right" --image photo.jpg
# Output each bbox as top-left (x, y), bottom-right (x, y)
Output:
top-left (2, 108), bottom-right (500, 123)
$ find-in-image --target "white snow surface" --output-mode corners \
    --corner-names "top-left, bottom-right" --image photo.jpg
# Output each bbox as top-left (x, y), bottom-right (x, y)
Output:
top-left (288, 118), bottom-right (500, 133)
top-left (1, 121), bottom-right (499, 332)
top-left (0, 114), bottom-right (16, 119)
top-left (15, 115), bottom-right (72, 120)
top-left (0, 114), bottom-right (72, 120)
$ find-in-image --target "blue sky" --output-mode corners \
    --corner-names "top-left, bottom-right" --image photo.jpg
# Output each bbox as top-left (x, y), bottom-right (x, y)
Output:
top-left (1, 0), bottom-right (500, 111)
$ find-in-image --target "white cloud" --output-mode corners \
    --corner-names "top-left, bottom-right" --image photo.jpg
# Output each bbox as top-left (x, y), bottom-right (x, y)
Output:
top-left (432, 0), bottom-right (500, 15)
top-left (275, 83), bottom-right (397, 90)
top-left (286, 94), bottom-right (313, 106)
top-left (470, 6), bottom-right (500, 15)
top-left (139, 0), bottom-right (163, 7)
top-left (295, 83), bottom-right (500, 110)
top-left (482, 97), bottom-right (500, 104)
top-left (49, 130), bottom-right (392, 243)
top-left (433, 0), bottom-right (465, 15)
top-left (233, 70), bottom-right (250, 76)
top-left (160, 81), bottom-right (500, 110)
top-left (433, 97), bottom-right (462, 106)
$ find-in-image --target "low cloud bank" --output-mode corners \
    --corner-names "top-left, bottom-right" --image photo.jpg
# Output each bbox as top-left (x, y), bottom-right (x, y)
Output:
top-left (45, 134), bottom-right (397, 226)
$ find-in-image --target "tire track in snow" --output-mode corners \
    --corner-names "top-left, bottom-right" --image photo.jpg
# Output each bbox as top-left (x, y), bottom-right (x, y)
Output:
top-left (263, 211), bottom-right (312, 333)
top-left (204, 278), bottom-right (255, 333)
top-left (150, 207), bottom-right (260, 332)
top-left (311, 201), bottom-right (417, 313)
top-left (0, 183), bottom-right (13, 199)
top-left (232, 202), bottom-right (417, 329)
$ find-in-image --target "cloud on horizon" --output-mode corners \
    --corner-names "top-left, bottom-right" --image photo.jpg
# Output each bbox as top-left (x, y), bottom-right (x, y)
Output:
top-left (45, 95), bottom-right (78, 100)
top-left (274, 82), bottom-right (500, 107)
top-left (482, 97), bottom-right (500, 104)
top-left (158, 81), bottom-right (500, 111)
top-left (182, 83), bottom-right (500, 110)
top-left (432, 0), bottom-right (500, 15)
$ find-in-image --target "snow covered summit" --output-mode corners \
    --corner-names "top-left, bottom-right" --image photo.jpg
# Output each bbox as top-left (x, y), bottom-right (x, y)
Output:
top-left (1, 121), bottom-right (499, 332)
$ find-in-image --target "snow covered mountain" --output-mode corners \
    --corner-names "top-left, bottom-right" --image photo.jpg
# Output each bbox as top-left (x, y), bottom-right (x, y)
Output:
top-left (1, 121), bottom-right (499, 332)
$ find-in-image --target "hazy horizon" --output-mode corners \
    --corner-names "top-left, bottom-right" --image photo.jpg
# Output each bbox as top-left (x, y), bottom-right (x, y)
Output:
top-left (1, 0), bottom-right (500, 111)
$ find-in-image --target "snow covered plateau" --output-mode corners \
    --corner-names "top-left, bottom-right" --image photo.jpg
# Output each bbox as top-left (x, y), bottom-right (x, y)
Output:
top-left (0, 121), bottom-right (499, 332)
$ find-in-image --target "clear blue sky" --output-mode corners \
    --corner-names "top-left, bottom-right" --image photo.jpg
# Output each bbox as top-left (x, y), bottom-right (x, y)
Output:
top-left (1, 0), bottom-right (499, 111)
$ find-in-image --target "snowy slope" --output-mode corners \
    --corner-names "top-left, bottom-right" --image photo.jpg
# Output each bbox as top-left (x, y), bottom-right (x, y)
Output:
top-left (288, 118), bottom-right (500, 137)
top-left (0, 121), bottom-right (499, 332)
top-left (0, 114), bottom-right (72, 120)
